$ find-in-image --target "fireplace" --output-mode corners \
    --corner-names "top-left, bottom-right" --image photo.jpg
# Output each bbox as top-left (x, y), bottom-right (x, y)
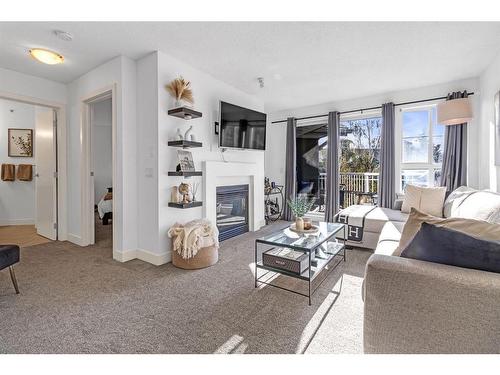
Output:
top-left (216, 184), bottom-right (249, 241)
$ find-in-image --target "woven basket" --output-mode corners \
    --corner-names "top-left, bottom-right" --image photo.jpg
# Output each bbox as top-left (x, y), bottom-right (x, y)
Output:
top-left (171, 236), bottom-right (218, 270)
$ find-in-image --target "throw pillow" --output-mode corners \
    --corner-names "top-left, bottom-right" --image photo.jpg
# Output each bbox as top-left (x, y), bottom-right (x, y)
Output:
top-left (401, 184), bottom-right (446, 217)
top-left (443, 186), bottom-right (500, 223)
top-left (401, 184), bottom-right (420, 214)
top-left (395, 208), bottom-right (500, 256)
top-left (400, 222), bottom-right (500, 274)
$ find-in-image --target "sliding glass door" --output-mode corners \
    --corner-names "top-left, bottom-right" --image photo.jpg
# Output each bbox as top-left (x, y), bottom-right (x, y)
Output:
top-left (295, 112), bottom-right (382, 215)
top-left (295, 123), bottom-right (328, 214)
top-left (339, 114), bottom-right (381, 208)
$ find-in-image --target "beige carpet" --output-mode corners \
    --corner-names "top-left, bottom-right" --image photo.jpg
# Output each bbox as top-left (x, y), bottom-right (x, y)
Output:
top-left (0, 221), bottom-right (370, 354)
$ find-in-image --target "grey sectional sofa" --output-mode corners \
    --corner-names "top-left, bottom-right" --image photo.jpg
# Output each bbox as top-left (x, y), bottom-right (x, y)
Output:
top-left (340, 186), bottom-right (500, 353)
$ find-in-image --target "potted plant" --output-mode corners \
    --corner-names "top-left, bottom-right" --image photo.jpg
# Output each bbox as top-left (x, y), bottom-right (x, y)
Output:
top-left (286, 195), bottom-right (315, 231)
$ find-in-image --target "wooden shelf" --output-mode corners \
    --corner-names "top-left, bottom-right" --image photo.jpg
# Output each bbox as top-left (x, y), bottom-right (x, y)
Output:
top-left (168, 107), bottom-right (202, 120)
top-left (168, 171), bottom-right (202, 177)
top-left (168, 201), bottom-right (203, 209)
top-left (168, 140), bottom-right (203, 148)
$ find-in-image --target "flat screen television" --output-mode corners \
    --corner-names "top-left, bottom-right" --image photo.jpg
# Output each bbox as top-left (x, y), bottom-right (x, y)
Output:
top-left (219, 101), bottom-right (266, 150)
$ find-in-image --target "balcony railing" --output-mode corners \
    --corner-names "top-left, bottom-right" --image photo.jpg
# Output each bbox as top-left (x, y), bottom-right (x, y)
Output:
top-left (339, 172), bottom-right (378, 208)
top-left (312, 172), bottom-right (379, 212)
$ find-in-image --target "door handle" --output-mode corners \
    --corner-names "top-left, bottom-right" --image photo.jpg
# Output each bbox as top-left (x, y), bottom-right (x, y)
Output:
top-left (35, 173), bottom-right (39, 178)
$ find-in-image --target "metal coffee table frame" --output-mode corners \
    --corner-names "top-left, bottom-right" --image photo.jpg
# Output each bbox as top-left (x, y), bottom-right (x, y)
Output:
top-left (254, 222), bottom-right (346, 305)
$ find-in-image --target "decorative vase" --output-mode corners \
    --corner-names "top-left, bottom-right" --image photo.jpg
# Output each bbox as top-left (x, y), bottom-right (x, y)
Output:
top-left (303, 217), bottom-right (312, 230)
top-left (171, 186), bottom-right (180, 203)
top-left (295, 217), bottom-right (304, 231)
top-left (184, 125), bottom-right (193, 141)
top-left (175, 99), bottom-right (184, 108)
top-left (176, 128), bottom-right (183, 140)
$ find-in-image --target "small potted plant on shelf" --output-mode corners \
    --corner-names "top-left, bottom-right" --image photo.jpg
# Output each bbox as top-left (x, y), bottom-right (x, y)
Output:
top-left (165, 76), bottom-right (194, 108)
top-left (286, 195), bottom-right (315, 231)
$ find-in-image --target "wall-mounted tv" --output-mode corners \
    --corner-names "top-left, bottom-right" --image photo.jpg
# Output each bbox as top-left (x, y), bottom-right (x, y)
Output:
top-left (219, 101), bottom-right (267, 151)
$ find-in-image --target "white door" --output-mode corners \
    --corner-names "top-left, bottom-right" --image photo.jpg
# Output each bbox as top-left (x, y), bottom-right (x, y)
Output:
top-left (35, 107), bottom-right (57, 240)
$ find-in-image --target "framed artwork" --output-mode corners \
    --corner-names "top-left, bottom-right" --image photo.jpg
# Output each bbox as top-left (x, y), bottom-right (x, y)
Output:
top-left (8, 128), bottom-right (33, 157)
top-left (177, 150), bottom-right (195, 172)
top-left (495, 91), bottom-right (500, 166)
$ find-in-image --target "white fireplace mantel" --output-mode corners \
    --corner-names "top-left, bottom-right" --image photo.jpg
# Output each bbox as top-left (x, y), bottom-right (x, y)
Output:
top-left (203, 161), bottom-right (265, 232)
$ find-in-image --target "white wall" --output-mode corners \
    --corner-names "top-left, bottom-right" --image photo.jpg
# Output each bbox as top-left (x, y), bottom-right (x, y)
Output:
top-left (157, 51), bottom-right (265, 263)
top-left (91, 98), bottom-right (112, 203)
top-left (136, 53), bottom-right (160, 255)
top-left (134, 50), bottom-right (265, 264)
top-left (0, 99), bottom-right (36, 225)
top-left (266, 77), bottom-right (480, 191)
top-left (66, 56), bottom-right (137, 255)
top-left (0, 67), bottom-right (67, 104)
top-left (478, 50), bottom-right (500, 192)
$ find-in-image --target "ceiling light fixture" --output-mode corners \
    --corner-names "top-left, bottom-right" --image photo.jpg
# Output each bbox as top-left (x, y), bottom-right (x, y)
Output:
top-left (29, 48), bottom-right (64, 65)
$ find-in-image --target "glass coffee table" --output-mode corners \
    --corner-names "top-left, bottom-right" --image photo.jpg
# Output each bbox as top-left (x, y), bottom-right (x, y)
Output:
top-left (254, 222), bottom-right (346, 305)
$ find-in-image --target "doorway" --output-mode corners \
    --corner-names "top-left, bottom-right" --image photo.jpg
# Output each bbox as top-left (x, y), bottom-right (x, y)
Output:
top-left (0, 97), bottom-right (58, 243)
top-left (82, 88), bottom-right (115, 249)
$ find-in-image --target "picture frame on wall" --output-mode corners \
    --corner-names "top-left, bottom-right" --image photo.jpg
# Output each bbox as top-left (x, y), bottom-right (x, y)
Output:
top-left (177, 150), bottom-right (195, 172)
top-left (8, 128), bottom-right (33, 157)
top-left (495, 91), bottom-right (500, 166)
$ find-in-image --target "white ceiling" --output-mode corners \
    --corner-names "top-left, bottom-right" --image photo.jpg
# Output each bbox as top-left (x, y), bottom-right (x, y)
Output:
top-left (1, 22), bottom-right (500, 112)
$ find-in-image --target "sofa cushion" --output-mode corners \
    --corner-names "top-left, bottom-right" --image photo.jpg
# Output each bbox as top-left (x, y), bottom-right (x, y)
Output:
top-left (401, 223), bottom-right (500, 274)
top-left (443, 186), bottom-right (500, 223)
top-left (362, 207), bottom-right (409, 233)
top-left (401, 184), bottom-right (447, 217)
top-left (374, 221), bottom-right (405, 256)
top-left (397, 208), bottom-right (500, 256)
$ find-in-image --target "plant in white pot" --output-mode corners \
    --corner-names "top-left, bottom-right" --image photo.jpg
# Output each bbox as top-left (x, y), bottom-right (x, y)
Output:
top-left (286, 195), bottom-right (315, 231)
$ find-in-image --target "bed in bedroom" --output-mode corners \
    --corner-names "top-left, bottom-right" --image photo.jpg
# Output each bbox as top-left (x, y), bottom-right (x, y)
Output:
top-left (97, 187), bottom-right (113, 225)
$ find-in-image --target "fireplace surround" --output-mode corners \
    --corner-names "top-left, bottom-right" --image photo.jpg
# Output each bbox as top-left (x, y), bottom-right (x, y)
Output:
top-left (203, 161), bottom-right (265, 238)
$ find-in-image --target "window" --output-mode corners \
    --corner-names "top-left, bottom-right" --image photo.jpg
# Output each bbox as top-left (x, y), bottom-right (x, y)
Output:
top-left (398, 105), bottom-right (444, 192)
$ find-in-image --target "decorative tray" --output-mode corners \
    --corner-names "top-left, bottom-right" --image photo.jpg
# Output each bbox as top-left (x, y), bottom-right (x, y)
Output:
top-left (289, 223), bottom-right (320, 234)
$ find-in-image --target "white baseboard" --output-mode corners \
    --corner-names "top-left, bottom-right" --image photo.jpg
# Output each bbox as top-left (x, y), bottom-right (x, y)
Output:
top-left (0, 218), bottom-right (35, 226)
top-left (113, 248), bottom-right (171, 266)
top-left (67, 233), bottom-right (85, 246)
top-left (136, 248), bottom-right (171, 265)
top-left (113, 248), bottom-right (137, 262)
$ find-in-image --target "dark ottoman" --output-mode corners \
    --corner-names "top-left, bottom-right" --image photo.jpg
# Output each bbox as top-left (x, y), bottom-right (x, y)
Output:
top-left (0, 245), bottom-right (20, 294)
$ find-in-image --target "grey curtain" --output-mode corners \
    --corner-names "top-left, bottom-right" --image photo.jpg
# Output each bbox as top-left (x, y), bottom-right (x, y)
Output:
top-left (440, 91), bottom-right (468, 192)
top-left (283, 117), bottom-right (297, 221)
top-left (325, 112), bottom-right (340, 222)
top-left (378, 103), bottom-right (395, 208)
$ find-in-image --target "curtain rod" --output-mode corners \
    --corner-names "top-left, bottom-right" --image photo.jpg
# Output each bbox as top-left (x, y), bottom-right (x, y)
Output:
top-left (270, 92), bottom-right (475, 124)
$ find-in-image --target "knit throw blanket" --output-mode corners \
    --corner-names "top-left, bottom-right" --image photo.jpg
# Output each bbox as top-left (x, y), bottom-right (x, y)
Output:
top-left (168, 219), bottom-right (219, 259)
